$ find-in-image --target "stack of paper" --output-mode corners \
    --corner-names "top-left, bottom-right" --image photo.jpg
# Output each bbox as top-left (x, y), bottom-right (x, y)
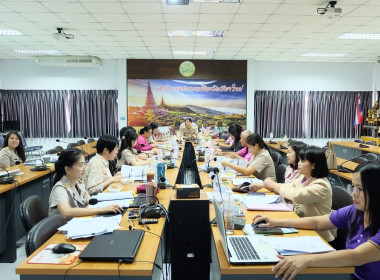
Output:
top-left (265, 236), bottom-right (335, 255)
top-left (241, 195), bottom-right (291, 211)
top-left (89, 191), bottom-right (134, 208)
top-left (58, 215), bottom-right (122, 239)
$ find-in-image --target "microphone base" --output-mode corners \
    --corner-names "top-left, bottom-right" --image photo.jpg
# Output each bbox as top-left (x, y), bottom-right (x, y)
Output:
top-left (0, 176), bottom-right (15, 184)
top-left (206, 167), bottom-right (214, 173)
top-left (198, 156), bottom-right (205, 162)
top-left (337, 166), bottom-right (352, 173)
top-left (203, 184), bottom-right (212, 188)
top-left (167, 163), bottom-right (175, 169)
top-left (31, 165), bottom-right (48, 172)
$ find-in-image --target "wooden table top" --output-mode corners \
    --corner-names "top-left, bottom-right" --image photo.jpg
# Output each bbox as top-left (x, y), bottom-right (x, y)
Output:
top-left (331, 141), bottom-right (380, 154)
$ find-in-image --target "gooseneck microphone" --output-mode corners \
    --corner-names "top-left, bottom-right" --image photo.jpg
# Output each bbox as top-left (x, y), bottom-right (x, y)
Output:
top-left (30, 158), bottom-right (48, 171)
top-left (0, 169), bottom-right (15, 184)
top-left (206, 157), bottom-right (217, 173)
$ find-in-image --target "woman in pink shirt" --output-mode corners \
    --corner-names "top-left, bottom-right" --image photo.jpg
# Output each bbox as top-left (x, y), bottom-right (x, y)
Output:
top-left (135, 126), bottom-right (157, 152)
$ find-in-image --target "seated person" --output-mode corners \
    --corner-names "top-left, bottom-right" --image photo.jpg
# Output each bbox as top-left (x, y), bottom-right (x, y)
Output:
top-left (228, 130), bottom-right (252, 161)
top-left (179, 119), bottom-right (198, 134)
top-left (0, 131), bottom-right (26, 169)
top-left (250, 140), bottom-right (307, 191)
top-left (220, 123), bottom-right (243, 152)
top-left (255, 146), bottom-right (334, 242)
top-left (253, 162), bottom-right (380, 280)
top-left (49, 148), bottom-right (122, 220)
top-left (135, 126), bottom-right (158, 153)
top-left (218, 122), bottom-right (240, 148)
top-left (180, 118), bottom-right (198, 139)
top-left (117, 129), bottom-right (150, 170)
top-left (148, 122), bottom-right (163, 144)
top-left (221, 133), bottom-right (276, 180)
top-left (83, 135), bottom-right (124, 195)
top-left (120, 126), bottom-right (148, 160)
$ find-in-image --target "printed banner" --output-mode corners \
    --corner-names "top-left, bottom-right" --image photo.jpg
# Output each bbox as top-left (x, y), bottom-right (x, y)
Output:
top-left (127, 79), bottom-right (246, 130)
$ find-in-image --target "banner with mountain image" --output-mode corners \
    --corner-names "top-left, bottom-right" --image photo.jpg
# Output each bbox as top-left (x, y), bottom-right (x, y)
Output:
top-left (127, 79), bottom-right (246, 130)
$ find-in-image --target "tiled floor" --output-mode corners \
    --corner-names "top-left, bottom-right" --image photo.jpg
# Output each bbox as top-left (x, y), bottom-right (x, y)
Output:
top-left (0, 237), bottom-right (26, 280)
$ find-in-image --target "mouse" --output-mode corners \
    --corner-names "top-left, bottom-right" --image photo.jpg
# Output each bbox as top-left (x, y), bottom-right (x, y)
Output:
top-left (52, 243), bottom-right (76, 254)
top-left (252, 220), bottom-right (267, 228)
top-left (239, 181), bottom-right (251, 190)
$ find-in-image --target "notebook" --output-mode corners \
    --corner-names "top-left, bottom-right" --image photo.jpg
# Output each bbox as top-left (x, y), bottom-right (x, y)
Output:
top-left (79, 230), bottom-right (144, 262)
top-left (213, 200), bottom-right (279, 264)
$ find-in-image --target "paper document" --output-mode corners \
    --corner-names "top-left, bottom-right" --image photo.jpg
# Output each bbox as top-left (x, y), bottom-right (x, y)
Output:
top-left (232, 178), bottom-right (263, 186)
top-left (58, 215), bottom-right (122, 239)
top-left (241, 195), bottom-right (291, 211)
top-left (92, 190), bottom-right (134, 201)
top-left (121, 165), bottom-right (148, 181)
top-left (265, 236), bottom-right (335, 255)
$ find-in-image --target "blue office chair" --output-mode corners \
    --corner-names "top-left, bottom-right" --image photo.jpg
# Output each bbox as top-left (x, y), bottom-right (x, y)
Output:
top-left (270, 152), bottom-right (282, 168)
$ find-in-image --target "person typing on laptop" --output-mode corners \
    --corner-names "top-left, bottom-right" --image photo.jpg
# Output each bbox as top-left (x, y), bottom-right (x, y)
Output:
top-left (49, 148), bottom-right (122, 220)
top-left (252, 162), bottom-right (380, 280)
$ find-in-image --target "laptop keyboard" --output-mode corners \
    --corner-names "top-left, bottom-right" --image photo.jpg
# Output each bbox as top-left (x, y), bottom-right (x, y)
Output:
top-left (230, 237), bottom-right (260, 260)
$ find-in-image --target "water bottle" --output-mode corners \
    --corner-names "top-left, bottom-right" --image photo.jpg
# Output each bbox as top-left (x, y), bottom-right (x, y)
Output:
top-left (212, 173), bottom-right (222, 204)
top-left (152, 156), bottom-right (158, 182)
top-left (223, 188), bottom-right (235, 235)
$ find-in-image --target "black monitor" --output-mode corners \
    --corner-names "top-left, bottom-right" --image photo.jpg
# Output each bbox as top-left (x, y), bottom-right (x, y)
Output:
top-left (175, 141), bottom-right (203, 188)
top-left (2, 120), bottom-right (20, 132)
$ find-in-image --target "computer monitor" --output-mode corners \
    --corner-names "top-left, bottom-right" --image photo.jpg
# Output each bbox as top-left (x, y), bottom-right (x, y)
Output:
top-left (175, 141), bottom-right (202, 188)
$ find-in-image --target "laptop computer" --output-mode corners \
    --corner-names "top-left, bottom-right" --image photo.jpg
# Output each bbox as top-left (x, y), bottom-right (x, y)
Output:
top-left (80, 230), bottom-right (144, 262)
top-left (213, 200), bottom-right (279, 264)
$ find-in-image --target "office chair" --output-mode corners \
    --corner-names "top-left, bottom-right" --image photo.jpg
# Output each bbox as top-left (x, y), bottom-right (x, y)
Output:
top-left (353, 139), bottom-right (364, 144)
top-left (20, 195), bottom-right (48, 233)
top-left (87, 138), bottom-right (95, 143)
top-left (46, 149), bottom-right (58, 155)
top-left (55, 145), bottom-right (64, 152)
top-left (362, 153), bottom-right (379, 162)
top-left (0, 134), bottom-right (4, 147)
top-left (329, 186), bottom-right (353, 250)
top-left (351, 157), bottom-right (368, 165)
top-left (77, 140), bottom-right (86, 145)
top-left (270, 152), bottom-right (282, 168)
top-left (25, 214), bottom-right (66, 257)
top-left (67, 143), bottom-right (79, 148)
top-left (366, 141), bottom-right (376, 146)
top-left (275, 164), bottom-right (287, 183)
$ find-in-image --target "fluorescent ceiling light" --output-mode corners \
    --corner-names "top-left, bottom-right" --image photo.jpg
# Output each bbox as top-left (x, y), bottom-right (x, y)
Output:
top-left (14, 50), bottom-right (62, 55)
top-left (0, 29), bottom-right (23, 36)
top-left (173, 50), bottom-right (216, 55)
top-left (338, 33), bottom-right (380, 40)
top-left (193, 0), bottom-right (242, 2)
top-left (166, 0), bottom-right (189, 4)
top-left (302, 53), bottom-right (346, 57)
top-left (168, 30), bottom-right (226, 37)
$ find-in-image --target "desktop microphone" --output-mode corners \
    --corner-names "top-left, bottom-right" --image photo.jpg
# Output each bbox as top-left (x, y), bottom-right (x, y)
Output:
top-left (30, 158), bottom-right (48, 171)
top-left (206, 157), bottom-right (217, 173)
top-left (0, 169), bottom-right (15, 184)
top-left (337, 155), bottom-right (364, 173)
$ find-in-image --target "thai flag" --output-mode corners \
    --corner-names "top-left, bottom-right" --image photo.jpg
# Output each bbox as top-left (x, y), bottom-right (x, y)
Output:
top-left (354, 96), bottom-right (364, 127)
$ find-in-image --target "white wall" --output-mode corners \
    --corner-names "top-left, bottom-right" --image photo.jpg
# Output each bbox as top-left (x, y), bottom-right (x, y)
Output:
top-left (1, 58), bottom-right (377, 134)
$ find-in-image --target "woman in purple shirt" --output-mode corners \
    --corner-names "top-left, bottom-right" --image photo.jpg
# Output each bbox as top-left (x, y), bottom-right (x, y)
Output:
top-left (253, 161), bottom-right (380, 280)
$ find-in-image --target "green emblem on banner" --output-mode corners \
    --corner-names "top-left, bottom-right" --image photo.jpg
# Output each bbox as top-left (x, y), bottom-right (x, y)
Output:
top-left (179, 61), bottom-right (195, 77)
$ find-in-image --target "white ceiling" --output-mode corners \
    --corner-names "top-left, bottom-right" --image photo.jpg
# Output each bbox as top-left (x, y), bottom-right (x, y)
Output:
top-left (0, 0), bottom-right (380, 62)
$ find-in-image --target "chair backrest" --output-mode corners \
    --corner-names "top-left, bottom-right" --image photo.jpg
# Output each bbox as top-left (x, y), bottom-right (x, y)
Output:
top-left (362, 153), bottom-right (379, 162)
top-left (275, 164), bottom-right (287, 183)
top-left (46, 149), bottom-right (58, 155)
top-left (354, 139), bottom-right (364, 144)
top-left (366, 141), bottom-right (376, 146)
top-left (0, 134), bottom-right (4, 147)
top-left (25, 214), bottom-right (66, 256)
top-left (351, 156), bottom-right (368, 165)
top-left (55, 145), bottom-right (64, 152)
top-left (77, 140), bottom-right (85, 145)
top-left (67, 143), bottom-right (79, 148)
top-left (331, 185), bottom-right (353, 210)
top-left (87, 138), bottom-right (95, 143)
top-left (20, 195), bottom-right (48, 233)
top-left (270, 151), bottom-right (282, 168)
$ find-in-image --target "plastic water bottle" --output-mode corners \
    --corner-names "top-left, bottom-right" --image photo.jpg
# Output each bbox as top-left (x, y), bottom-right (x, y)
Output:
top-left (223, 188), bottom-right (235, 235)
top-left (212, 173), bottom-right (222, 204)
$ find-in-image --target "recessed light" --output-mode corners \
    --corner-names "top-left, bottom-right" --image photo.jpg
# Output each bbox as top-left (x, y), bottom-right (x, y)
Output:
top-left (14, 50), bottom-right (62, 55)
top-left (168, 30), bottom-right (226, 37)
top-left (302, 53), bottom-right (346, 57)
top-left (338, 33), bottom-right (380, 40)
top-left (173, 51), bottom-right (216, 55)
top-left (0, 29), bottom-right (23, 36)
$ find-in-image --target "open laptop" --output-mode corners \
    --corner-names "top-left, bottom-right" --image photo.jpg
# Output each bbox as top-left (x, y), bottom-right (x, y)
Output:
top-left (213, 200), bottom-right (279, 264)
top-left (80, 230), bottom-right (144, 262)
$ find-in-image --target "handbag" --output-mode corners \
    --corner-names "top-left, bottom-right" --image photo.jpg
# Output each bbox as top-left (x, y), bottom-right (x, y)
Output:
top-left (325, 141), bottom-right (338, 170)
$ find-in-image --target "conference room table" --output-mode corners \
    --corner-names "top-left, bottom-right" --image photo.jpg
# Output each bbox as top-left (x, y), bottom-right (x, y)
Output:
top-left (0, 142), bottom-right (97, 263)
top-left (16, 140), bottom-right (354, 279)
top-left (331, 140), bottom-right (380, 159)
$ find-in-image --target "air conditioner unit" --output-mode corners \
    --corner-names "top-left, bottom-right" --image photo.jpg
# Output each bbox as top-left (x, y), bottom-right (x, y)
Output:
top-left (35, 56), bottom-right (102, 67)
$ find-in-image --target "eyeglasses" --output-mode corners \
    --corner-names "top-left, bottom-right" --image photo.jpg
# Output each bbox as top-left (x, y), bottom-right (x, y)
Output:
top-left (347, 184), bottom-right (363, 197)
